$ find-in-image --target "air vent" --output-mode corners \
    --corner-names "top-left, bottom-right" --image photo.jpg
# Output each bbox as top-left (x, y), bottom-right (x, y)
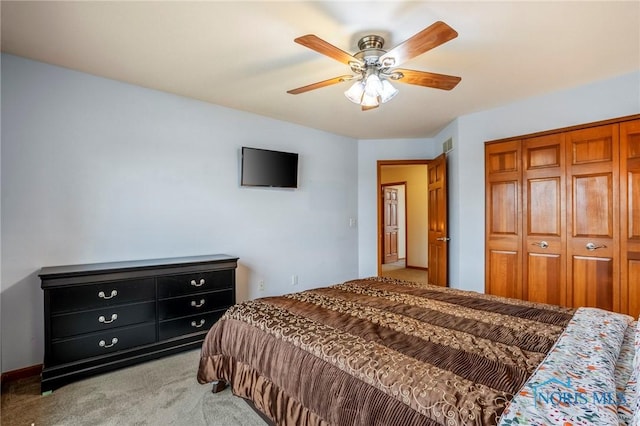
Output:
top-left (442, 138), bottom-right (453, 153)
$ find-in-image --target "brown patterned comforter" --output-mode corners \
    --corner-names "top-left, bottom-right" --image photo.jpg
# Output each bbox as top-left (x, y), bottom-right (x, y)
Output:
top-left (197, 277), bottom-right (574, 426)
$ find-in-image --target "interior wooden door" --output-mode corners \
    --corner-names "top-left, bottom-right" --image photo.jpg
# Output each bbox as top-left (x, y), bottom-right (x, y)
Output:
top-left (383, 186), bottom-right (399, 264)
top-left (428, 154), bottom-right (448, 286)
top-left (522, 133), bottom-right (567, 306)
top-left (620, 119), bottom-right (640, 318)
top-left (485, 141), bottom-right (522, 299)
top-left (566, 124), bottom-right (620, 312)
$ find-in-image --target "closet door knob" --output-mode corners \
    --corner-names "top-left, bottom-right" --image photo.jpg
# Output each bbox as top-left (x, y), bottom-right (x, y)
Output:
top-left (532, 241), bottom-right (549, 249)
top-left (585, 242), bottom-right (606, 251)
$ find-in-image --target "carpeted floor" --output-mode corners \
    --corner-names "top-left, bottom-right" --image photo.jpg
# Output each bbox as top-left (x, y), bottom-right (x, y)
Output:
top-left (1, 349), bottom-right (266, 426)
top-left (381, 260), bottom-right (428, 284)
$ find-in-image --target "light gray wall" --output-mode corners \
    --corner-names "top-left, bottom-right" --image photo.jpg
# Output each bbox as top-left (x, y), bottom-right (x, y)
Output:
top-left (0, 54), bottom-right (359, 372)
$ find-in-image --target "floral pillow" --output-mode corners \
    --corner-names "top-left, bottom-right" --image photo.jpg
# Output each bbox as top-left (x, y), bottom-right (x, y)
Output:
top-left (617, 320), bottom-right (638, 425)
top-left (629, 320), bottom-right (640, 425)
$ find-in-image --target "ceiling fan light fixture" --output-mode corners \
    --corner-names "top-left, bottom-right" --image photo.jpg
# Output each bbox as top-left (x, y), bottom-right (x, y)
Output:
top-left (363, 73), bottom-right (383, 97)
top-left (344, 80), bottom-right (365, 104)
top-left (379, 79), bottom-right (399, 103)
top-left (288, 22), bottom-right (461, 110)
top-left (361, 92), bottom-right (380, 108)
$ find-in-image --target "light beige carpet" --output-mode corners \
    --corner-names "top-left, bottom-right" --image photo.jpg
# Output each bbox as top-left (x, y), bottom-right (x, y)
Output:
top-left (1, 350), bottom-right (266, 426)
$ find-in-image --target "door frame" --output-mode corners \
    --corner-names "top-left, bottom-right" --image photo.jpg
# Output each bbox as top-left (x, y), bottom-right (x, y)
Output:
top-left (377, 159), bottom-right (433, 276)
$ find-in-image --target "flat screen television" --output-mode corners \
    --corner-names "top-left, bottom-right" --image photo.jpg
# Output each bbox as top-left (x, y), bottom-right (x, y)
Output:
top-left (241, 147), bottom-right (299, 188)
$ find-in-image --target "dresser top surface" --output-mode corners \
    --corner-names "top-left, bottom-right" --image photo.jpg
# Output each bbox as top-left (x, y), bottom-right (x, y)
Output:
top-left (39, 254), bottom-right (238, 279)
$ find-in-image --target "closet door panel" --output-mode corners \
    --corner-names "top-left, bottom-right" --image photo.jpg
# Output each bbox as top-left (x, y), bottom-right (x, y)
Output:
top-left (621, 119), bottom-right (640, 318)
top-left (528, 178), bottom-right (561, 235)
top-left (572, 173), bottom-right (613, 237)
top-left (527, 253), bottom-right (562, 305)
top-left (523, 134), bottom-right (566, 306)
top-left (485, 141), bottom-right (522, 299)
top-left (488, 250), bottom-right (520, 299)
top-left (571, 256), bottom-right (614, 311)
top-left (566, 124), bottom-right (620, 312)
top-left (489, 181), bottom-right (519, 234)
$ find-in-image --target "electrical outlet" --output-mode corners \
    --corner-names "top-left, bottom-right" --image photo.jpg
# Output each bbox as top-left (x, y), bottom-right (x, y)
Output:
top-left (291, 275), bottom-right (298, 286)
top-left (258, 280), bottom-right (265, 291)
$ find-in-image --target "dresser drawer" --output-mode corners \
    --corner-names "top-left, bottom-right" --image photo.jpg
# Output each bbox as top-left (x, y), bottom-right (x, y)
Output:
top-left (51, 301), bottom-right (156, 339)
top-left (50, 278), bottom-right (155, 314)
top-left (50, 323), bottom-right (156, 365)
top-left (158, 289), bottom-right (233, 320)
top-left (157, 270), bottom-right (233, 298)
top-left (159, 310), bottom-right (226, 341)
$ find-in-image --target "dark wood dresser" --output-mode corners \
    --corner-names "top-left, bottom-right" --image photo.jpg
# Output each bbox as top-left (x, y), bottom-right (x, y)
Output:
top-left (39, 254), bottom-right (238, 393)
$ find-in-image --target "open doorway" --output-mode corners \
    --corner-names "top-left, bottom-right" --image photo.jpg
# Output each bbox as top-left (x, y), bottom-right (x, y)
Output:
top-left (378, 161), bottom-right (429, 284)
top-left (377, 155), bottom-right (449, 286)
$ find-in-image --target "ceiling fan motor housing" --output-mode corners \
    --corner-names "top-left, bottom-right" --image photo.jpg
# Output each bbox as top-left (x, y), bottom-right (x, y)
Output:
top-left (354, 35), bottom-right (387, 68)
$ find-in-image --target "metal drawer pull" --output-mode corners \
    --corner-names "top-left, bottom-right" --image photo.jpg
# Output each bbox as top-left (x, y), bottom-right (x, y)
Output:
top-left (191, 319), bottom-right (205, 328)
top-left (532, 241), bottom-right (549, 249)
top-left (98, 290), bottom-right (118, 299)
top-left (190, 279), bottom-right (205, 287)
top-left (436, 237), bottom-right (451, 241)
top-left (586, 242), bottom-right (607, 251)
top-left (99, 337), bottom-right (118, 348)
top-left (191, 299), bottom-right (206, 308)
top-left (98, 313), bottom-right (118, 324)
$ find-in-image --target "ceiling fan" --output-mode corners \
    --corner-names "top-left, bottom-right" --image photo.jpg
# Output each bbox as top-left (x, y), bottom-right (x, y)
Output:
top-left (287, 21), bottom-right (461, 111)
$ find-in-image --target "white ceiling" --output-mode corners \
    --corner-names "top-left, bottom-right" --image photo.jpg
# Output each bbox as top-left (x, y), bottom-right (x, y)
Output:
top-left (2, 1), bottom-right (639, 139)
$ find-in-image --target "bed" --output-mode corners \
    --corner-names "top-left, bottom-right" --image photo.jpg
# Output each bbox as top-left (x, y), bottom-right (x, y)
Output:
top-left (197, 277), bottom-right (639, 425)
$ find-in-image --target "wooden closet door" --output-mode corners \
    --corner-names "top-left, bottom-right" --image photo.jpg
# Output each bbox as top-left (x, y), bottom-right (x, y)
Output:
top-left (621, 119), bottom-right (640, 318)
top-left (566, 124), bottom-right (620, 312)
top-left (522, 134), bottom-right (566, 306)
top-left (485, 141), bottom-right (522, 299)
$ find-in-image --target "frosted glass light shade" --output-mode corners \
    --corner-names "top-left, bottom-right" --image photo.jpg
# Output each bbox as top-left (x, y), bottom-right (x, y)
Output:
top-left (379, 79), bottom-right (399, 103)
top-left (344, 81), bottom-right (365, 104)
top-left (363, 74), bottom-right (383, 96)
top-left (345, 72), bottom-right (398, 108)
top-left (361, 92), bottom-right (379, 107)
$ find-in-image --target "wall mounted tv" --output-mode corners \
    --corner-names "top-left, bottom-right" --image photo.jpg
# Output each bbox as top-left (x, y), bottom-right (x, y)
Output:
top-left (241, 147), bottom-right (299, 188)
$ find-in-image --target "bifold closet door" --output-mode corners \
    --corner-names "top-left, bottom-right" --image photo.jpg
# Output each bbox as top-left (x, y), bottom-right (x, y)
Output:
top-left (522, 134), bottom-right (567, 306)
top-left (621, 119), bottom-right (640, 318)
top-left (566, 124), bottom-right (619, 312)
top-left (485, 141), bottom-right (522, 300)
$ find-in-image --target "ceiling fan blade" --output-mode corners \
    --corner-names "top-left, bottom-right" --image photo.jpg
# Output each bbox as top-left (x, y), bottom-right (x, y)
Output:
top-left (393, 69), bottom-right (461, 90)
top-left (379, 21), bottom-right (458, 67)
top-left (294, 35), bottom-right (362, 65)
top-left (287, 75), bottom-right (354, 95)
